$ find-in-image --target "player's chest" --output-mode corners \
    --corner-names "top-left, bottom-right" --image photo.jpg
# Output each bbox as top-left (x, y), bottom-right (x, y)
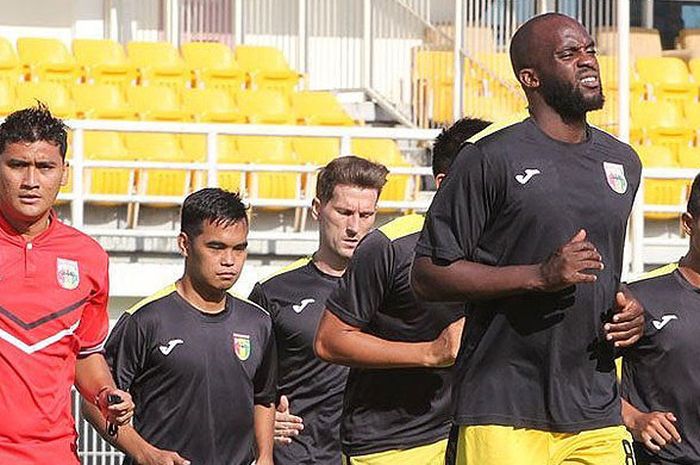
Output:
top-left (645, 298), bottom-right (700, 358)
top-left (274, 292), bottom-right (329, 346)
top-left (145, 318), bottom-right (265, 380)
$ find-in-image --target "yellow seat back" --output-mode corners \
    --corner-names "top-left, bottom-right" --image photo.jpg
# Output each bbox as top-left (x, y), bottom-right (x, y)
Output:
top-left (16, 81), bottom-right (74, 118)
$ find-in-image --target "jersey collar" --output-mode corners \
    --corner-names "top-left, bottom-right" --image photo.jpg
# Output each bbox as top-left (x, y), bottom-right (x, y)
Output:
top-left (0, 209), bottom-right (58, 245)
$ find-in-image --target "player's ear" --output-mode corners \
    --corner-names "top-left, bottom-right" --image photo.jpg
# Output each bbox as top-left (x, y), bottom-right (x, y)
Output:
top-left (518, 67), bottom-right (539, 89)
top-left (60, 160), bottom-right (69, 187)
top-left (435, 173), bottom-right (446, 189)
top-left (311, 197), bottom-right (321, 221)
top-left (177, 232), bottom-right (190, 258)
top-left (682, 212), bottom-right (694, 237)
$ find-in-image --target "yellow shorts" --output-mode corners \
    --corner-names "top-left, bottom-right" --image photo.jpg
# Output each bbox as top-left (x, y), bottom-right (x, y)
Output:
top-left (455, 425), bottom-right (636, 465)
top-left (343, 439), bottom-right (448, 465)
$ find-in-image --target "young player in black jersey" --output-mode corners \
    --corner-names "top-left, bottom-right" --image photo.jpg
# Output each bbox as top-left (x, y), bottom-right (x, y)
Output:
top-left (621, 173), bottom-right (700, 465)
top-left (313, 117), bottom-right (491, 465)
top-left (412, 13), bottom-right (645, 465)
top-left (248, 156), bottom-right (389, 465)
top-left (82, 188), bottom-right (277, 465)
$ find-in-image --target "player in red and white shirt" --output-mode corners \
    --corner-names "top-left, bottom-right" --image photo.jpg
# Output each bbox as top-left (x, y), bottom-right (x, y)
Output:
top-left (0, 104), bottom-right (134, 465)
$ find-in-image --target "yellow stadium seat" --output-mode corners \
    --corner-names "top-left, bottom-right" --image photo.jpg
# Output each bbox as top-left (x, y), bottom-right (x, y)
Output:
top-left (475, 53), bottom-right (519, 87)
top-left (412, 49), bottom-right (454, 124)
top-left (292, 137), bottom-right (340, 164)
top-left (636, 57), bottom-right (695, 103)
top-left (181, 42), bottom-right (245, 94)
top-left (83, 131), bottom-right (134, 200)
top-left (16, 81), bottom-right (74, 118)
top-left (596, 55), bottom-right (645, 102)
top-left (631, 100), bottom-right (693, 155)
top-left (235, 45), bottom-right (301, 93)
top-left (72, 39), bottom-right (136, 88)
top-left (16, 37), bottom-right (79, 87)
top-left (292, 91), bottom-right (355, 126)
top-left (596, 27), bottom-right (663, 60)
top-left (74, 84), bottom-right (132, 120)
top-left (0, 80), bottom-right (15, 115)
top-left (236, 89), bottom-right (295, 124)
top-left (635, 145), bottom-right (686, 220)
top-left (126, 41), bottom-right (189, 90)
top-left (125, 133), bottom-right (192, 199)
top-left (181, 134), bottom-right (243, 193)
top-left (127, 86), bottom-right (187, 121)
top-left (0, 37), bottom-right (20, 85)
top-left (236, 136), bottom-right (300, 203)
top-left (351, 139), bottom-right (411, 204)
top-left (677, 146), bottom-right (700, 169)
top-left (182, 88), bottom-right (244, 123)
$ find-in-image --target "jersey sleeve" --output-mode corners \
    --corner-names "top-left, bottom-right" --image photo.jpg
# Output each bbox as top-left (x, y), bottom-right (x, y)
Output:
top-left (104, 313), bottom-right (148, 392)
top-left (248, 283), bottom-right (273, 319)
top-left (76, 257), bottom-right (110, 357)
top-left (253, 324), bottom-right (277, 405)
top-left (415, 143), bottom-right (504, 263)
top-left (325, 231), bottom-right (392, 329)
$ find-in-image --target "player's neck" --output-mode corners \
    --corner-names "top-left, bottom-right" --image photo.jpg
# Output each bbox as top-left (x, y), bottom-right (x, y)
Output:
top-left (0, 210), bottom-right (52, 240)
top-left (530, 106), bottom-right (588, 144)
top-left (312, 248), bottom-right (348, 278)
top-left (678, 253), bottom-right (700, 287)
top-left (176, 277), bottom-right (227, 314)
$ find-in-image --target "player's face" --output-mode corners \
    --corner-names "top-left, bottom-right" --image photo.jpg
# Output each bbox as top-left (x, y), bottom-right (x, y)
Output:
top-left (537, 19), bottom-right (603, 117)
top-left (0, 141), bottom-right (66, 229)
top-left (682, 211), bottom-right (700, 255)
top-left (314, 184), bottom-right (379, 260)
top-left (181, 219), bottom-right (249, 292)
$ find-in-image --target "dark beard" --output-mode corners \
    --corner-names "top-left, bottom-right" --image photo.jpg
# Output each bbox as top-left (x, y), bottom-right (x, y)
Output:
top-left (539, 73), bottom-right (604, 119)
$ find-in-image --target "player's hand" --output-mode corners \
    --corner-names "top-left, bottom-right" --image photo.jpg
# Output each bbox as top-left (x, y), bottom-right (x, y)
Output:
top-left (274, 395), bottom-right (303, 445)
top-left (96, 387), bottom-right (134, 427)
top-left (627, 410), bottom-right (682, 453)
top-left (605, 288), bottom-right (644, 347)
top-left (427, 317), bottom-right (465, 368)
top-left (537, 229), bottom-right (604, 292)
top-left (136, 446), bottom-right (191, 465)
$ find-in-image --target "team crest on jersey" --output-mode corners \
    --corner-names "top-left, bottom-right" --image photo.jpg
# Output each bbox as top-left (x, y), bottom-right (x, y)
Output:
top-left (603, 162), bottom-right (627, 194)
top-left (233, 333), bottom-right (251, 361)
top-left (56, 258), bottom-right (80, 290)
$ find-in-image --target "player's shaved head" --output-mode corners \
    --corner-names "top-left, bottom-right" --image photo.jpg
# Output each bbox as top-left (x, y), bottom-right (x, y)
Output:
top-left (510, 13), bottom-right (582, 75)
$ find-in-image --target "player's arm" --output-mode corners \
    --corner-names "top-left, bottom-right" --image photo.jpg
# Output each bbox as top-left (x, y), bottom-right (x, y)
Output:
top-left (621, 398), bottom-right (681, 453)
top-left (315, 310), bottom-right (463, 368)
top-left (248, 283), bottom-right (304, 445)
top-left (253, 326), bottom-right (278, 465)
top-left (81, 400), bottom-right (190, 465)
top-left (254, 403), bottom-right (275, 465)
top-left (74, 354), bottom-right (133, 428)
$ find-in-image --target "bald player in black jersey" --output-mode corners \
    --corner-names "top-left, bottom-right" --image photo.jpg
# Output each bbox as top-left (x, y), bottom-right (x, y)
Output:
top-left (412, 13), bottom-right (645, 465)
top-left (621, 173), bottom-right (700, 465)
top-left (313, 117), bottom-right (491, 465)
top-left (248, 156), bottom-right (388, 465)
top-left (83, 189), bottom-right (277, 465)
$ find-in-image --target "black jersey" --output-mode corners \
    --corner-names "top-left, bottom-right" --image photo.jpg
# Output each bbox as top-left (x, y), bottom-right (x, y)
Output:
top-left (326, 214), bottom-right (464, 456)
top-left (249, 258), bottom-right (348, 465)
top-left (105, 285), bottom-right (277, 465)
top-left (415, 118), bottom-right (641, 432)
top-left (622, 267), bottom-right (700, 465)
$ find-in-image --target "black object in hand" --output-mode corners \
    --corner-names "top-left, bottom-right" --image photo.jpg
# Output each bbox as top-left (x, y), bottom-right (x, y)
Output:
top-left (106, 394), bottom-right (123, 437)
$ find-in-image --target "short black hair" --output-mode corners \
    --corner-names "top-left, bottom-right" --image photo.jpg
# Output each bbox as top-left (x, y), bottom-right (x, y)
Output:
top-left (181, 188), bottom-right (248, 239)
top-left (509, 12), bottom-right (573, 76)
top-left (0, 103), bottom-right (68, 159)
top-left (432, 117), bottom-right (491, 176)
top-left (688, 173), bottom-right (700, 217)
top-left (316, 156), bottom-right (389, 203)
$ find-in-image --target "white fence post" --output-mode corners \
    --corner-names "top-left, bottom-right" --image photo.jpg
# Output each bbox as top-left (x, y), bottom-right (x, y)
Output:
top-left (71, 128), bottom-right (85, 230)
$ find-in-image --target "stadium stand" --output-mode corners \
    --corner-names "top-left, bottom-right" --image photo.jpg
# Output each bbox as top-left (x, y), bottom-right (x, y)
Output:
top-left (72, 38), bottom-right (137, 88)
top-left (234, 45), bottom-right (303, 94)
top-left (126, 41), bottom-right (189, 90)
top-left (181, 41), bottom-right (246, 95)
top-left (17, 37), bottom-right (80, 87)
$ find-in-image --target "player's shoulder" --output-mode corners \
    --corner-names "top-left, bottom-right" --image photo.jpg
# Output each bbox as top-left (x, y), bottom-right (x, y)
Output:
top-left (125, 283), bottom-right (179, 318)
top-left (377, 214), bottom-right (424, 242)
top-left (229, 292), bottom-right (273, 324)
top-left (258, 256), bottom-right (312, 286)
top-left (590, 127), bottom-right (641, 165)
top-left (54, 220), bottom-right (109, 263)
top-left (471, 116), bottom-right (530, 151)
top-left (628, 263), bottom-right (679, 293)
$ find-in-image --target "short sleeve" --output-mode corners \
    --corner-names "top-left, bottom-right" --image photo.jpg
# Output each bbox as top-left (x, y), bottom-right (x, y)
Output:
top-left (248, 283), bottom-right (273, 319)
top-left (325, 231), bottom-right (393, 329)
top-left (104, 313), bottom-right (148, 392)
top-left (76, 258), bottom-right (109, 357)
top-left (253, 327), bottom-right (277, 405)
top-left (415, 143), bottom-right (503, 264)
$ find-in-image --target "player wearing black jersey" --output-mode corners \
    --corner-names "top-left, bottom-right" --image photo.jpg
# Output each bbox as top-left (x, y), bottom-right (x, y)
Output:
top-left (82, 189), bottom-right (277, 465)
top-left (313, 117), bottom-right (491, 465)
top-left (621, 174), bottom-right (700, 465)
top-left (412, 13), bottom-right (645, 465)
top-left (248, 156), bottom-right (388, 465)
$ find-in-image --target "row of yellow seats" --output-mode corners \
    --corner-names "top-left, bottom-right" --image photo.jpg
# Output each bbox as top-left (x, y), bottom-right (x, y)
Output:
top-left (629, 100), bottom-right (700, 153)
top-left (0, 37), bottom-right (301, 94)
top-left (0, 81), bottom-right (355, 126)
top-left (635, 144), bottom-right (700, 220)
top-left (60, 133), bottom-right (410, 203)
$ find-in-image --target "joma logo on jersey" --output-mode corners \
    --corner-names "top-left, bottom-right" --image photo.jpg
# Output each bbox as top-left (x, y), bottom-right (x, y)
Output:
top-left (233, 333), bottom-right (251, 361)
top-left (56, 258), bottom-right (80, 290)
top-left (603, 162), bottom-right (628, 194)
